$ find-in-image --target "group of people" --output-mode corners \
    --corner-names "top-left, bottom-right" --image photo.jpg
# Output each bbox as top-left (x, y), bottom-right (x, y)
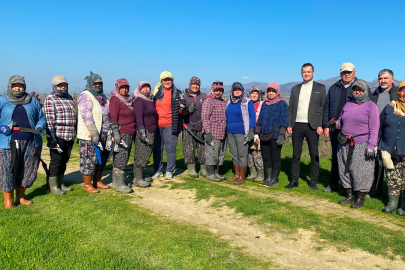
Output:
top-left (0, 63), bottom-right (404, 213)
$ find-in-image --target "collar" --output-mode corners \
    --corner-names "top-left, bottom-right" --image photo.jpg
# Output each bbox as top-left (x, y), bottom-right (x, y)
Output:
top-left (340, 78), bottom-right (355, 88)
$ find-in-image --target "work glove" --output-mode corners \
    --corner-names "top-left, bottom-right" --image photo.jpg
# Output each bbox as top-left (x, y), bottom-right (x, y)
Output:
top-left (328, 119), bottom-right (337, 128)
top-left (87, 124), bottom-right (100, 145)
top-left (276, 134), bottom-right (286, 146)
top-left (139, 125), bottom-right (148, 143)
top-left (253, 134), bottom-right (259, 143)
top-left (204, 132), bottom-right (213, 145)
top-left (188, 104), bottom-right (196, 114)
top-left (247, 128), bottom-right (254, 142)
top-left (179, 93), bottom-right (186, 110)
top-left (365, 148), bottom-right (375, 160)
top-left (47, 133), bottom-right (58, 148)
top-left (110, 121), bottom-right (121, 142)
top-left (0, 125), bottom-right (11, 136)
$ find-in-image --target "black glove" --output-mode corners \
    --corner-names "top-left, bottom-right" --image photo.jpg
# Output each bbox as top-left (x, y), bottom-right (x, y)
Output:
top-left (110, 121), bottom-right (121, 142)
top-left (179, 93), bottom-right (186, 110)
top-left (35, 127), bottom-right (43, 134)
top-left (205, 132), bottom-right (213, 144)
top-left (365, 148), bottom-right (375, 160)
top-left (47, 133), bottom-right (57, 148)
top-left (247, 128), bottom-right (254, 142)
top-left (139, 125), bottom-right (148, 142)
top-left (328, 119), bottom-right (337, 128)
top-left (276, 134), bottom-right (286, 146)
top-left (188, 104), bottom-right (196, 114)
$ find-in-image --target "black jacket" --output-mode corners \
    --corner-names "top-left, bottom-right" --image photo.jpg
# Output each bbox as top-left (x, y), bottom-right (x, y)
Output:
top-left (371, 85), bottom-right (398, 104)
top-left (153, 84), bottom-right (183, 135)
top-left (288, 81), bottom-right (326, 129)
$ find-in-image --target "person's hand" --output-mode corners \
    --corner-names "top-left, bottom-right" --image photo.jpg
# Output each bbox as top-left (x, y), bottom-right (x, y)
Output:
top-left (0, 125), bottom-right (11, 136)
top-left (276, 134), bottom-right (286, 146)
top-left (204, 132), bottom-right (213, 144)
top-left (188, 104), bottom-right (196, 114)
top-left (287, 127), bottom-right (293, 134)
top-left (90, 133), bottom-right (100, 145)
top-left (110, 121), bottom-right (121, 142)
top-left (247, 128), bottom-right (254, 142)
top-left (365, 148), bottom-right (375, 160)
top-left (254, 134), bottom-right (259, 143)
top-left (317, 127), bottom-right (323, 136)
top-left (328, 119), bottom-right (336, 128)
top-left (324, 128), bottom-right (330, 140)
top-left (35, 127), bottom-right (43, 134)
top-left (47, 133), bottom-right (57, 148)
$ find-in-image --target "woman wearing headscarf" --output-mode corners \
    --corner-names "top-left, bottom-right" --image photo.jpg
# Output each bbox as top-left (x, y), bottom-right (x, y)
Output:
top-left (379, 81), bottom-right (405, 214)
top-left (77, 72), bottom-right (111, 193)
top-left (0, 75), bottom-right (46, 208)
top-left (132, 81), bottom-right (157, 188)
top-left (44, 75), bottom-right (77, 196)
top-left (225, 82), bottom-right (256, 185)
top-left (108, 78), bottom-right (134, 193)
top-left (151, 71), bottom-right (186, 180)
top-left (201, 81), bottom-right (227, 181)
top-left (255, 82), bottom-right (288, 187)
top-left (246, 86), bottom-right (265, 182)
top-left (182, 76), bottom-right (207, 178)
top-left (332, 79), bottom-right (379, 208)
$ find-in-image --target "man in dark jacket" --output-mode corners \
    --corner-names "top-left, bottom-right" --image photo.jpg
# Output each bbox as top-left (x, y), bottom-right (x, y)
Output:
top-left (369, 69), bottom-right (398, 198)
top-left (286, 63), bottom-right (326, 189)
top-left (322, 63), bottom-right (372, 192)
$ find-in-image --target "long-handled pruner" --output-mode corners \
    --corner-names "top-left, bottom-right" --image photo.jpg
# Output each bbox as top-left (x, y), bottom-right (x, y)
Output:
top-left (183, 123), bottom-right (205, 144)
top-left (7, 122), bottom-right (50, 137)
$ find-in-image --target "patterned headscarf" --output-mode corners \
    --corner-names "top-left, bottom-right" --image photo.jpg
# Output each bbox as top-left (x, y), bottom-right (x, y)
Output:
top-left (84, 71), bottom-right (104, 96)
top-left (186, 76), bottom-right (201, 94)
top-left (111, 78), bottom-right (133, 109)
top-left (7, 75), bottom-right (31, 105)
top-left (134, 81), bottom-right (152, 102)
top-left (230, 82), bottom-right (244, 104)
top-left (390, 80), bottom-right (405, 116)
top-left (265, 82), bottom-right (283, 105)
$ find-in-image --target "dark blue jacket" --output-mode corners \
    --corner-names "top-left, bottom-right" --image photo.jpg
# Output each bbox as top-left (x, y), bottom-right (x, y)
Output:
top-left (378, 104), bottom-right (405, 155)
top-left (256, 100), bottom-right (289, 139)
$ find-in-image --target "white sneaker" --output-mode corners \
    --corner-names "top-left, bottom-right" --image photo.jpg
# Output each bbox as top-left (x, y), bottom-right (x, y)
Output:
top-left (165, 172), bottom-right (173, 180)
top-left (152, 172), bottom-right (163, 180)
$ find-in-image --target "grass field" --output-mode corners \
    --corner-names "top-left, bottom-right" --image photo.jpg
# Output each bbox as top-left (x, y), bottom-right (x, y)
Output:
top-left (0, 137), bottom-right (404, 269)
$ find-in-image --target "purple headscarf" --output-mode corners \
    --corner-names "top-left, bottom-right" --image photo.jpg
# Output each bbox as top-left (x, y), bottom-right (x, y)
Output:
top-left (265, 82), bottom-right (283, 105)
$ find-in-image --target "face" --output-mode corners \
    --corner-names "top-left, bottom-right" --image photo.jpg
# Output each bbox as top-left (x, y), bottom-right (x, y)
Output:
top-left (56, 82), bottom-right (68, 90)
top-left (162, 78), bottom-right (173, 89)
top-left (378, 73), bottom-right (394, 89)
top-left (233, 88), bottom-right (242, 97)
top-left (11, 83), bottom-right (25, 92)
top-left (340, 70), bottom-right (356, 84)
top-left (267, 88), bottom-right (277, 98)
top-left (250, 91), bottom-right (259, 102)
top-left (141, 85), bottom-right (151, 93)
top-left (119, 85), bottom-right (129, 95)
top-left (301, 66), bottom-right (315, 82)
top-left (352, 86), bottom-right (364, 95)
top-left (93, 82), bottom-right (103, 88)
top-left (399, 87), bottom-right (405, 100)
top-left (190, 83), bottom-right (200, 93)
top-left (213, 89), bottom-right (224, 98)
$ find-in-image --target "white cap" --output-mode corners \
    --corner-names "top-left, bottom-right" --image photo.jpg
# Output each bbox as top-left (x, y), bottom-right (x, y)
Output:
top-left (340, 63), bottom-right (355, 72)
top-left (52, 75), bottom-right (67, 85)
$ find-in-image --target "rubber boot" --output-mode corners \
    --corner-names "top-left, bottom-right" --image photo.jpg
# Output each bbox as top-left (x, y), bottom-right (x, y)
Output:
top-left (396, 191), bottom-right (405, 216)
top-left (187, 163), bottom-right (199, 178)
top-left (83, 175), bottom-right (100, 193)
top-left (267, 169), bottom-right (280, 187)
top-left (253, 170), bottom-right (265, 183)
top-left (284, 180), bottom-right (298, 189)
top-left (339, 188), bottom-right (355, 205)
top-left (58, 174), bottom-right (72, 191)
top-left (49, 176), bottom-right (66, 196)
top-left (351, 192), bottom-right (365, 208)
top-left (246, 167), bottom-right (257, 180)
top-left (3, 191), bottom-right (14, 209)
top-left (382, 195), bottom-right (399, 213)
top-left (228, 165), bottom-right (240, 182)
top-left (259, 168), bottom-right (272, 187)
top-left (199, 164), bottom-right (207, 177)
top-left (112, 170), bottom-right (133, 193)
top-left (234, 167), bottom-right (247, 185)
top-left (94, 170), bottom-right (110, 189)
top-left (133, 167), bottom-right (151, 188)
top-left (215, 166), bottom-right (226, 180)
top-left (206, 165), bottom-right (221, 182)
top-left (15, 186), bottom-right (32, 205)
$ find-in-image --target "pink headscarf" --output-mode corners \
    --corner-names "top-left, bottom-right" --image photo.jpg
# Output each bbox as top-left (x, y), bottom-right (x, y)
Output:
top-left (133, 81), bottom-right (152, 102)
top-left (111, 78), bottom-right (133, 109)
top-left (265, 82), bottom-right (282, 105)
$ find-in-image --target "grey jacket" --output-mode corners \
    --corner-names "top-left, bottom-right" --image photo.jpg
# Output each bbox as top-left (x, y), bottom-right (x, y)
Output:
top-left (288, 81), bottom-right (326, 129)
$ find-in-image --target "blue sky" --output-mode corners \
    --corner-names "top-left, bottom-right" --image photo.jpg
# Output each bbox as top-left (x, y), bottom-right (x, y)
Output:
top-left (1, 0), bottom-right (404, 93)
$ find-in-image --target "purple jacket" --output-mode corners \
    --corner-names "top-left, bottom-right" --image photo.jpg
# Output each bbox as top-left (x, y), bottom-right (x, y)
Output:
top-left (183, 90), bottom-right (206, 131)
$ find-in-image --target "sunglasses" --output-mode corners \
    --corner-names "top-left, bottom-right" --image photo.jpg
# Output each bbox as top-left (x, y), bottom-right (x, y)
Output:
top-left (213, 82), bottom-right (223, 86)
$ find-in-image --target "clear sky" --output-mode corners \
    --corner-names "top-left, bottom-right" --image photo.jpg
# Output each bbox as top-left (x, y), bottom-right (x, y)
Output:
top-left (1, 0), bottom-right (404, 93)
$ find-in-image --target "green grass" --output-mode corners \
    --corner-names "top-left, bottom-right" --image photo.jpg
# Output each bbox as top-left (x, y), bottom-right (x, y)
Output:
top-left (0, 175), bottom-right (274, 269)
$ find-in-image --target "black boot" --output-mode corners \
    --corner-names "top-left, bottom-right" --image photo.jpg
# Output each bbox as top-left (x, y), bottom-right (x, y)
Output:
top-left (351, 192), bottom-right (365, 208)
top-left (339, 188), bottom-right (355, 205)
top-left (396, 191), bottom-right (405, 216)
top-left (206, 165), bottom-right (221, 182)
top-left (215, 166), bottom-right (226, 180)
top-left (285, 180), bottom-right (298, 189)
top-left (382, 195), bottom-right (399, 213)
top-left (259, 168), bottom-right (272, 187)
top-left (268, 169), bottom-right (280, 187)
